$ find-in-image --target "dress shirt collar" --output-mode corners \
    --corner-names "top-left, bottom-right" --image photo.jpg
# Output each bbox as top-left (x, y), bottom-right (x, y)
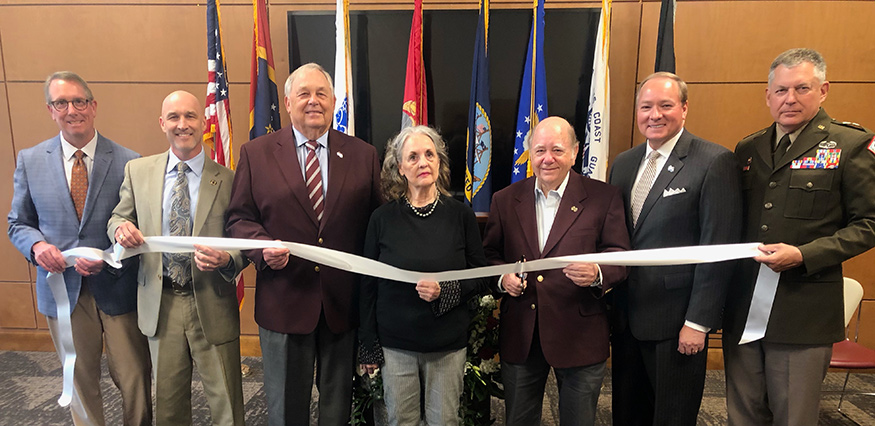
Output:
top-left (60, 131), bottom-right (98, 161)
top-left (166, 148), bottom-right (205, 178)
top-left (534, 171), bottom-right (571, 200)
top-left (645, 128), bottom-right (684, 160)
top-left (293, 127), bottom-right (330, 150)
top-left (775, 121), bottom-right (808, 146)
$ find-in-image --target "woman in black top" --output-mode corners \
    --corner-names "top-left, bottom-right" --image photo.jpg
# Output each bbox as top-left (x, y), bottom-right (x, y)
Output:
top-left (358, 126), bottom-right (489, 426)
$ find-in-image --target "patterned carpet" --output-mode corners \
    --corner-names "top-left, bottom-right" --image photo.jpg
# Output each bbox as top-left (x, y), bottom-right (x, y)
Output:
top-left (1, 350), bottom-right (873, 425)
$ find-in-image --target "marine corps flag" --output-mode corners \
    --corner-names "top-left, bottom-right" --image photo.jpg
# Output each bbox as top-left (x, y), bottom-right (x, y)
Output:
top-left (204, 0), bottom-right (234, 168)
top-left (583, 0), bottom-right (611, 181)
top-left (401, 0), bottom-right (427, 128)
top-left (655, 0), bottom-right (676, 73)
top-left (465, 0), bottom-right (492, 212)
top-left (511, 0), bottom-right (548, 183)
top-left (333, 0), bottom-right (355, 135)
top-left (250, 0), bottom-right (282, 141)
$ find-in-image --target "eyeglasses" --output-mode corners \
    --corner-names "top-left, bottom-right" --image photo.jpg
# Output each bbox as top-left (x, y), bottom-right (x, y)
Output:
top-left (49, 98), bottom-right (92, 112)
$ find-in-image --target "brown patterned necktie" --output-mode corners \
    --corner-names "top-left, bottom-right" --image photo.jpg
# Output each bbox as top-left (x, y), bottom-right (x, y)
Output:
top-left (71, 150), bottom-right (88, 221)
top-left (305, 140), bottom-right (325, 222)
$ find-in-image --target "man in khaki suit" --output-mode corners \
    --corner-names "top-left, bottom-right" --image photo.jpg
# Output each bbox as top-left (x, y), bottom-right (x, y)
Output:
top-left (109, 91), bottom-right (247, 425)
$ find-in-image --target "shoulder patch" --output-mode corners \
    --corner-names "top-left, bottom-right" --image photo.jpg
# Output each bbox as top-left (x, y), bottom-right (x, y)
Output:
top-left (741, 128), bottom-right (767, 141)
top-left (868, 135), bottom-right (875, 156)
top-left (832, 119), bottom-right (870, 132)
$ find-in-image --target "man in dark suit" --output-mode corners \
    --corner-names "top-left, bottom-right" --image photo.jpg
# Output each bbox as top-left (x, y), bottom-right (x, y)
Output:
top-left (724, 48), bottom-right (875, 426)
top-left (109, 91), bottom-right (248, 425)
top-left (608, 72), bottom-right (742, 426)
top-left (483, 116), bottom-right (630, 426)
top-left (226, 63), bottom-right (382, 426)
top-left (7, 71), bottom-right (150, 425)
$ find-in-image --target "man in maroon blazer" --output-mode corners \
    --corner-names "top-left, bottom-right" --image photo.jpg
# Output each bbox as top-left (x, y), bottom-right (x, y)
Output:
top-left (226, 63), bottom-right (381, 426)
top-left (483, 116), bottom-right (630, 426)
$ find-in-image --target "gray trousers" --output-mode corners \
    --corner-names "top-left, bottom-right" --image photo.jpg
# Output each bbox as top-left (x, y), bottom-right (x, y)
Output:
top-left (381, 347), bottom-right (466, 426)
top-left (259, 315), bottom-right (355, 426)
top-left (723, 337), bottom-right (832, 426)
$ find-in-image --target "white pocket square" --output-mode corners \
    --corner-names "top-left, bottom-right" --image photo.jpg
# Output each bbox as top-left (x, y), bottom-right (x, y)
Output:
top-left (663, 187), bottom-right (686, 197)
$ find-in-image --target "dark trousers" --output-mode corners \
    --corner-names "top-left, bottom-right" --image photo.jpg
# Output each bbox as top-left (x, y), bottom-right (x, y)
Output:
top-left (259, 314), bottom-right (355, 426)
top-left (502, 327), bottom-right (606, 426)
top-left (611, 328), bottom-right (708, 426)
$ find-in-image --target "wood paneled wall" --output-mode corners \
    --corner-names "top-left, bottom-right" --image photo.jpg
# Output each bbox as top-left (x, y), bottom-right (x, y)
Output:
top-left (2, 0), bottom-right (875, 357)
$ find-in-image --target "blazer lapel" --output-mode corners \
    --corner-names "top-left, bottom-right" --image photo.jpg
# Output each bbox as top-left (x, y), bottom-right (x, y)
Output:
top-left (148, 152), bottom-right (169, 234)
top-left (45, 137), bottom-right (78, 221)
top-left (323, 130), bottom-right (348, 231)
top-left (193, 158), bottom-right (222, 236)
top-left (81, 136), bottom-right (112, 229)
top-left (618, 144), bottom-right (646, 226)
top-left (272, 127), bottom-right (318, 226)
top-left (542, 175), bottom-right (586, 256)
top-left (634, 132), bottom-right (688, 234)
top-left (752, 126), bottom-right (776, 169)
top-left (513, 179), bottom-right (541, 258)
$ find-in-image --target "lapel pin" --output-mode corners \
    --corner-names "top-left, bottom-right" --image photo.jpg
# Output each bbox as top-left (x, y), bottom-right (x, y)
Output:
top-left (210, 179), bottom-right (218, 185)
top-left (818, 124), bottom-right (825, 130)
top-left (667, 165), bottom-right (675, 173)
top-left (337, 151), bottom-right (343, 159)
top-left (571, 206), bottom-right (579, 212)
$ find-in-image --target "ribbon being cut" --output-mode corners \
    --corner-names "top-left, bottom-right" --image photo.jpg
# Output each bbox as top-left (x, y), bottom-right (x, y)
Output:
top-left (48, 237), bottom-right (777, 409)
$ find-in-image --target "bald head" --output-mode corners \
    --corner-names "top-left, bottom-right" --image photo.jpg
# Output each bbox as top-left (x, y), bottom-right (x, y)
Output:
top-left (159, 90), bottom-right (206, 161)
top-left (530, 116), bottom-right (579, 193)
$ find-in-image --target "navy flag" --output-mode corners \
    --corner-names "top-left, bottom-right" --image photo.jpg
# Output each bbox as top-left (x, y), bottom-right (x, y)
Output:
top-left (465, 0), bottom-right (492, 213)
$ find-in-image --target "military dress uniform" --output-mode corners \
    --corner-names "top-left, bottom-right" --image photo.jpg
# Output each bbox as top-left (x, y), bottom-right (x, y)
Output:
top-left (724, 107), bottom-right (875, 425)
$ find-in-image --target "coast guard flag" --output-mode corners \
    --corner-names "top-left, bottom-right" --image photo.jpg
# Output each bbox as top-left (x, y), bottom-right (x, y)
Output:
top-left (582, 0), bottom-right (611, 181)
top-left (204, 0), bottom-right (234, 169)
top-left (250, 0), bottom-right (282, 141)
top-left (655, 0), bottom-right (676, 73)
top-left (511, 0), bottom-right (548, 183)
top-left (465, 0), bottom-right (492, 212)
top-left (333, 0), bottom-right (355, 135)
top-left (401, 0), bottom-right (427, 128)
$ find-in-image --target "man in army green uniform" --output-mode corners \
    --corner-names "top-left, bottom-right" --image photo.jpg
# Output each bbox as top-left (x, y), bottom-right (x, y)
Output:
top-left (723, 48), bottom-right (875, 426)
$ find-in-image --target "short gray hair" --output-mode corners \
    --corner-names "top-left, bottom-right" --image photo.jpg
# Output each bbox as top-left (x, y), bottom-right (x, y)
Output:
top-left (284, 63), bottom-right (335, 97)
top-left (44, 71), bottom-right (93, 104)
top-left (769, 48), bottom-right (827, 85)
top-left (381, 126), bottom-right (451, 201)
top-left (637, 72), bottom-right (688, 105)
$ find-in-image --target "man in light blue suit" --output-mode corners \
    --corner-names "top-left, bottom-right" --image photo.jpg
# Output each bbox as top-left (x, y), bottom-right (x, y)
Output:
top-left (7, 72), bottom-right (151, 426)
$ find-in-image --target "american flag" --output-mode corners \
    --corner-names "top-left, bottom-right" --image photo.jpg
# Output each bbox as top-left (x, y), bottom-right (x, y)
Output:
top-left (205, 0), bottom-right (245, 308)
top-left (204, 0), bottom-right (234, 169)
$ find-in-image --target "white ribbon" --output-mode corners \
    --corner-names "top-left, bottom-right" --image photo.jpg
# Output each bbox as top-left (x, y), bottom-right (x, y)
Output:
top-left (738, 263), bottom-right (781, 344)
top-left (49, 237), bottom-right (769, 409)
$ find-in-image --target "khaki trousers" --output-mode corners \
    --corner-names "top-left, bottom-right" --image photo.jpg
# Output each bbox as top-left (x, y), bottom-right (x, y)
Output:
top-left (47, 284), bottom-right (152, 426)
top-left (150, 289), bottom-right (244, 426)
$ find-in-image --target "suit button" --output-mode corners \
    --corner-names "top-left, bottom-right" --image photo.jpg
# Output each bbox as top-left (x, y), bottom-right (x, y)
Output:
top-left (530, 304), bottom-right (536, 310)
top-left (764, 202), bottom-right (773, 209)
top-left (537, 275), bottom-right (544, 283)
top-left (314, 266), bottom-right (320, 272)
top-left (761, 225), bottom-right (769, 231)
top-left (769, 181), bottom-right (777, 189)
top-left (318, 238), bottom-right (324, 245)
top-left (806, 182), bottom-right (813, 188)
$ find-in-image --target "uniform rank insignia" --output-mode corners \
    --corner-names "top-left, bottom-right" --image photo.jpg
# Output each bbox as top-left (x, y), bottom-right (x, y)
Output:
top-left (791, 149), bottom-right (841, 169)
top-left (868, 135), bottom-right (875, 156)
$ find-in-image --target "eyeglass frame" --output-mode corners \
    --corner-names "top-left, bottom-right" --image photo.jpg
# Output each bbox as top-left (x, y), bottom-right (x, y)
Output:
top-left (48, 98), bottom-right (93, 112)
